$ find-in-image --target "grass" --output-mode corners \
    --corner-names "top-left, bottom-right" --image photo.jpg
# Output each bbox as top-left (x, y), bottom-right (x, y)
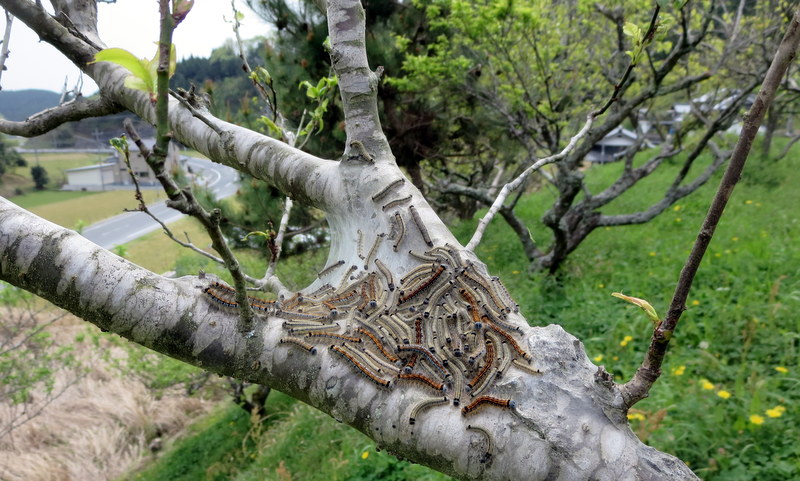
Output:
top-left (10, 189), bottom-right (100, 209)
top-left (21, 151), bottom-right (113, 185)
top-left (17, 190), bottom-right (163, 229)
top-left (121, 217), bottom-right (213, 273)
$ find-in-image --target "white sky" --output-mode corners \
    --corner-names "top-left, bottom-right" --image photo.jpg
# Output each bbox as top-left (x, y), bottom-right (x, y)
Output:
top-left (1, 0), bottom-right (268, 94)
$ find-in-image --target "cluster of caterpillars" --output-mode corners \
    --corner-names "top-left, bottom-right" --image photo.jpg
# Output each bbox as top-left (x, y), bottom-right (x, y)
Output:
top-left (203, 179), bottom-right (537, 464)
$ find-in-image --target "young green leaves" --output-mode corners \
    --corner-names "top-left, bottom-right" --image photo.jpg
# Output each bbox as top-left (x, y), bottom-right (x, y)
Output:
top-left (91, 44), bottom-right (177, 103)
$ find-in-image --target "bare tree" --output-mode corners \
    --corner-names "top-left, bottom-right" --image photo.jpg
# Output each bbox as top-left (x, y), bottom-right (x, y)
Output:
top-left (0, 1), bottom-right (796, 479)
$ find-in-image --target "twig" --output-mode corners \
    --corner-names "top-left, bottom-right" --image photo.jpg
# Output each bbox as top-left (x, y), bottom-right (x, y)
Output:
top-left (465, 114), bottom-right (594, 251)
top-left (619, 6), bottom-right (800, 409)
top-left (261, 197), bottom-right (292, 290)
top-left (230, 0), bottom-right (278, 122)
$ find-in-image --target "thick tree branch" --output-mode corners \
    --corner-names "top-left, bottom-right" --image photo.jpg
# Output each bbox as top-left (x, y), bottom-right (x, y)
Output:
top-left (0, 94), bottom-right (122, 136)
top-left (327, 0), bottom-right (391, 160)
top-left (619, 5), bottom-right (800, 408)
top-left (0, 197), bottom-right (697, 480)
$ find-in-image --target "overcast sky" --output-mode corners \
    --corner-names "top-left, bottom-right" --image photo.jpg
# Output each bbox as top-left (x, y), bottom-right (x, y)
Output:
top-left (1, 1), bottom-right (268, 93)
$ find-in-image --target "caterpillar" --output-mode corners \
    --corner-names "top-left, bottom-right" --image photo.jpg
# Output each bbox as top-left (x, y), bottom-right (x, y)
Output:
top-left (397, 343), bottom-right (448, 376)
top-left (304, 331), bottom-right (362, 343)
top-left (382, 194), bottom-right (412, 212)
top-left (486, 322), bottom-right (531, 361)
top-left (392, 212), bottom-right (405, 252)
top-left (462, 269), bottom-right (508, 314)
top-left (399, 266), bottom-right (445, 304)
top-left (409, 205), bottom-right (433, 247)
top-left (495, 340), bottom-right (513, 379)
top-left (374, 258), bottom-right (395, 291)
top-left (330, 345), bottom-right (391, 388)
top-left (357, 327), bottom-right (399, 363)
top-left (409, 396), bottom-right (448, 425)
top-left (467, 339), bottom-right (494, 390)
top-left (461, 396), bottom-right (516, 416)
top-left (466, 424), bottom-right (494, 464)
top-left (318, 260), bottom-right (345, 279)
top-left (371, 178), bottom-right (405, 202)
top-left (512, 359), bottom-right (542, 375)
top-left (280, 337), bottom-right (318, 355)
top-left (400, 262), bottom-right (437, 286)
top-left (408, 250), bottom-right (439, 262)
top-left (288, 324), bottom-right (341, 335)
top-left (204, 283), bottom-right (279, 313)
top-left (357, 229), bottom-right (365, 260)
top-left (398, 372), bottom-right (444, 391)
top-left (364, 234), bottom-right (384, 270)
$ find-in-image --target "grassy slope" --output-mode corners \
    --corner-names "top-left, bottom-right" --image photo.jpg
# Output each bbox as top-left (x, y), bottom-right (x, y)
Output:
top-left (122, 140), bottom-right (798, 481)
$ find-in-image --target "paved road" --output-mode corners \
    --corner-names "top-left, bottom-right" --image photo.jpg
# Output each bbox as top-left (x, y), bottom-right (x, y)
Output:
top-left (82, 157), bottom-right (240, 249)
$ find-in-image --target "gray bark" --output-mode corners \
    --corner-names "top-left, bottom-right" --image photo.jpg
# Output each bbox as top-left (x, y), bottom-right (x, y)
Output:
top-left (0, 1), bottom-right (697, 479)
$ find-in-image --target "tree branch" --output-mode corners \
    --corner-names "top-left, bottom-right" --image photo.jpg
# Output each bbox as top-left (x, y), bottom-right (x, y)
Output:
top-left (619, 5), bottom-right (800, 409)
top-left (327, 0), bottom-right (391, 160)
top-left (465, 113), bottom-right (594, 252)
top-left (0, 94), bottom-right (122, 136)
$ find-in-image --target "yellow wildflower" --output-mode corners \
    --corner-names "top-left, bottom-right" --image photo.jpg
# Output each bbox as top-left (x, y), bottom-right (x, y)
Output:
top-left (765, 407), bottom-right (784, 418)
top-left (673, 205), bottom-right (682, 212)
top-left (512, 270), bottom-right (520, 275)
top-left (749, 414), bottom-right (764, 425)
top-left (613, 356), bottom-right (619, 361)
top-left (745, 200), bottom-right (753, 205)
top-left (627, 412), bottom-right (646, 421)
top-left (649, 251), bottom-right (657, 257)
top-left (361, 451), bottom-right (369, 460)
top-left (700, 379), bottom-right (715, 390)
top-left (775, 366), bottom-right (789, 374)
top-left (593, 354), bottom-right (604, 362)
top-left (675, 217), bottom-right (682, 223)
top-left (671, 365), bottom-right (686, 376)
top-left (597, 283), bottom-right (605, 289)
top-left (691, 300), bottom-right (700, 306)
top-left (620, 335), bottom-right (634, 347)
top-left (716, 390), bottom-right (731, 399)
top-left (732, 237), bottom-right (739, 242)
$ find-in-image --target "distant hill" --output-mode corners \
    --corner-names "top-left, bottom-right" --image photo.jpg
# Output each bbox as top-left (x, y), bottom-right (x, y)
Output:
top-left (0, 90), bottom-right (61, 121)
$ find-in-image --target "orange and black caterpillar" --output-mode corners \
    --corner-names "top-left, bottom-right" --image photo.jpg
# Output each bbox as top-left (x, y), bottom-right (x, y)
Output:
top-left (461, 396), bottom-right (516, 416)
top-left (398, 372), bottom-right (444, 391)
top-left (204, 282), bottom-right (278, 313)
top-left (330, 345), bottom-right (391, 388)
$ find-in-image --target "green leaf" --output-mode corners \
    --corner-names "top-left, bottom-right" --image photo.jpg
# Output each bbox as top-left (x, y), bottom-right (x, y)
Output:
top-left (612, 293), bottom-right (661, 324)
top-left (92, 48), bottom-right (151, 85)
top-left (622, 22), bottom-right (642, 42)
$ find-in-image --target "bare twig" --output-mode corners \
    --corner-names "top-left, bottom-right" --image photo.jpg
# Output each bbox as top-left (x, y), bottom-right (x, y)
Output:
top-left (262, 197), bottom-right (292, 286)
top-left (230, 0), bottom-right (278, 122)
top-left (619, 6), bottom-right (800, 409)
top-left (465, 114), bottom-right (594, 251)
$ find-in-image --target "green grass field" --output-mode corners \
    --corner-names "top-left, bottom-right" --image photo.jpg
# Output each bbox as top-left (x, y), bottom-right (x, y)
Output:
top-left (13, 189), bottom-right (163, 229)
top-left (101, 138), bottom-right (799, 480)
